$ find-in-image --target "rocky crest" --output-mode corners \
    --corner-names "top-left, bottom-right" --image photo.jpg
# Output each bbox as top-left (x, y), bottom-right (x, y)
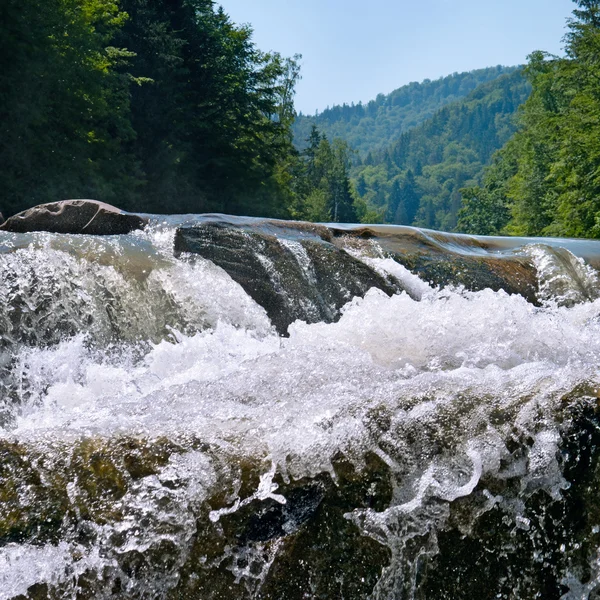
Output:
top-left (0, 200), bottom-right (148, 235)
top-left (174, 221), bottom-right (402, 335)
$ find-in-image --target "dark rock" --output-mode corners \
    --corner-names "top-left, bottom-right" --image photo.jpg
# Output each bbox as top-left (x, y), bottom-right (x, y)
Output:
top-left (223, 481), bottom-right (325, 544)
top-left (6, 398), bottom-right (600, 600)
top-left (173, 218), bottom-right (546, 334)
top-left (0, 200), bottom-right (148, 235)
top-left (333, 226), bottom-right (539, 303)
top-left (0, 212), bottom-right (4, 226)
top-left (414, 393), bottom-right (600, 600)
top-left (175, 219), bottom-right (542, 326)
top-left (173, 451), bottom-right (394, 600)
top-left (174, 222), bottom-right (401, 335)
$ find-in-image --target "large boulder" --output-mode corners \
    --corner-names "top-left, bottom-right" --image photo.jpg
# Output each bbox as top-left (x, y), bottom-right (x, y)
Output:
top-left (174, 221), bottom-right (402, 335)
top-left (5, 393), bottom-right (600, 600)
top-left (0, 200), bottom-right (148, 235)
top-left (174, 218), bottom-right (542, 334)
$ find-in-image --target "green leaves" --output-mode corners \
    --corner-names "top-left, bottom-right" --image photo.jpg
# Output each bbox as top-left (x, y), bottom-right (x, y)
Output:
top-left (459, 1), bottom-right (600, 239)
top-left (291, 128), bottom-right (359, 223)
top-left (0, 0), bottom-right (302, 219)
top-left (351, 70), bottom-right (530, 231)
top-left (293, 67), bottom-right (518, 158)
top-left (0, 0), bottom-right (137, 214)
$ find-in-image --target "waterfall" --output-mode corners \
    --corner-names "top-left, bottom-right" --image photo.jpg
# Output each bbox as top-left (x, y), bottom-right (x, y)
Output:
top-left (2, 215), bottom-right (600, 599)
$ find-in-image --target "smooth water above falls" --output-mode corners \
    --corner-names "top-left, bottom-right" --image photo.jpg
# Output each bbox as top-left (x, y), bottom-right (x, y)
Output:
top-left (2, 216), bottom-right (600, 599)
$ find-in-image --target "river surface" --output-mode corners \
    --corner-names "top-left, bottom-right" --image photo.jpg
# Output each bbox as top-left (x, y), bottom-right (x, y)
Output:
top-left (2, 217), bottom-right (600, 599)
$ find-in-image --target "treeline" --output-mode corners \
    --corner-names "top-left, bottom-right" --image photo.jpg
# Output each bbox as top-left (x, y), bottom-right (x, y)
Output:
top-left (0, 0), bottom-right (358, 222)
top-left (458, 0), bottom-right (600, 238)
top-left (9, 0), bottom-right (592, 236)
top-left (292, 66), bottom-right (517, 157)
top-left (354, 70), bottom-right (531, 230)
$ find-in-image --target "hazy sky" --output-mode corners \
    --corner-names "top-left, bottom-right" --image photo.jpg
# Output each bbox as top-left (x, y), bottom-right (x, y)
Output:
top-left (217, 0), bottom-right (575, 115)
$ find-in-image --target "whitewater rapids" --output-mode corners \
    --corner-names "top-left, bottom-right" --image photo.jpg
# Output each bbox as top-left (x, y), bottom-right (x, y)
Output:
top-left (1, 217), bottom-right (600, 599)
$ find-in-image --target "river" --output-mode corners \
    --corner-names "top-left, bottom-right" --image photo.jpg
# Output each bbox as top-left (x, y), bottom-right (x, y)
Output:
top-left (1, 216), bottom-right (600, 599)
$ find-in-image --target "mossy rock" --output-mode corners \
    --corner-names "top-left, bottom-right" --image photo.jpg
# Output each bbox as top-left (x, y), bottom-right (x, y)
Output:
top-left (0, 436), bottom-right (183, 546)
top-left (169, 451), bottom-right (393, 599)
top-left (416, 398), bottom-right (600, 600)
top-left (0, 440), bottom-right (69, 544)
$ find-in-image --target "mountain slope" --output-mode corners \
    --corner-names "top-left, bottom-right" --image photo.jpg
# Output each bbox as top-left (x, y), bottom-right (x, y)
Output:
top-left (293, 66), bottom-right (519, 157)
top-left (354, 68), bottom-right (531, 231)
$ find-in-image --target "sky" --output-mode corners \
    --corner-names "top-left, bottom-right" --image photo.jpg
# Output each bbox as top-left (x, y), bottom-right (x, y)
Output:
top-left (217, 0), bottom-right (575, 115)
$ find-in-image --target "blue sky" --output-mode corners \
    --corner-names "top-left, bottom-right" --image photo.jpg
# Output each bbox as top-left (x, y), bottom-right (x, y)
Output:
top-left (217, 0), bottom-right (575, 115)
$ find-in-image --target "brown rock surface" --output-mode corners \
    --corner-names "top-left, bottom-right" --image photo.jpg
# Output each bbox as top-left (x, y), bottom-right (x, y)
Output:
top-left (0, 200), bottom-right (148, 235)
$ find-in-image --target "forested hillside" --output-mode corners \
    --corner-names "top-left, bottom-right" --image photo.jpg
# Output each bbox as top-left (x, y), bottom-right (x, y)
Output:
top-left (0, 0), bottom-right (300, 218)
top-left (4, 0), bottom-right (595, 237)
top-left (458, 0), bottom-right (600, 239)
top-left (293, 66), bottom-right (518, 157)
top-left (354, 69), bottom-right (531, 231)
top-left (0, 0), bottom-right (372, 223)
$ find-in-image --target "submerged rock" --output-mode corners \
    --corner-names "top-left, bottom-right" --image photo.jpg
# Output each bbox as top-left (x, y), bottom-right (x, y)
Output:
top-left (0, 200), bottom-right (148, 235)
top-left (0, 438), bottom-right (393, 600)
top-left (5, 392), bottom-right (600, 600)
top-left (332, 226), bottom-right (540, 304)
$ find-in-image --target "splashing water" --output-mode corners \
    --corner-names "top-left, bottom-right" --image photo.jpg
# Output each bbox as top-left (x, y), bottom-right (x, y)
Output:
top-left (2, 219), bottom-right (600, 599)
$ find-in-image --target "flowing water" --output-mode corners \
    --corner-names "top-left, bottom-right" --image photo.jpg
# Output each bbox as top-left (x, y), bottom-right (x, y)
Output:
top-left (2, 216), bottom-right (600, 599)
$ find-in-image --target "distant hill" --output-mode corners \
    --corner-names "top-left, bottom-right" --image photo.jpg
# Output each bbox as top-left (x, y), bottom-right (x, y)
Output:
top-left (292, 66), bottom-right (519, 157)
top-left (353, 68), bottom-right (531, 231)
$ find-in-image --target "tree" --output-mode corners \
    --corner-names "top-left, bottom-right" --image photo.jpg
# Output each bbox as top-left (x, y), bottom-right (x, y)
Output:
top-left (352, 69), bottom-right (530, 231)
top-left (115, 0), bottom-right (301, 216)
top-left (0, 0), bottom-right (302, 219)
top-left (459, 0), bottom-right (600, 238)
top-left (386, 171), bottom-right (420, 225)
top-left (0, 0), bottom-right (137, 215)
top-left (295, 128), bottom-right (358, 222)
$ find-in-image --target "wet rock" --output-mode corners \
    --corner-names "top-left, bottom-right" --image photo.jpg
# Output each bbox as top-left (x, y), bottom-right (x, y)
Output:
top-left (174, 222), bottom-right (401, 335)
top-left (414, 395), bottom-right (600, 600)
top-left (0, 437), bottom-right (180, 547)
top-left (334, 227), bottom-right (539, 303)
top-left (172, 451), bottom-right (394, 600)
top-left (174, 219), bottom-right (542, 321)
top-left (229, 482), bottom-right (327, 544)
top-left (0, 438), bottom-right (393, 600)
top-left (0, 440), bottom-right (69, 545)
top-left (6, 401), bottom-right (600, 600)
top-left (0, 200), bottom-right (148, 235)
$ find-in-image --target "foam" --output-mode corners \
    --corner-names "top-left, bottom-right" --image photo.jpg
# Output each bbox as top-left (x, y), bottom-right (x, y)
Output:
top-left (2, 227), bottom-right (600, 597)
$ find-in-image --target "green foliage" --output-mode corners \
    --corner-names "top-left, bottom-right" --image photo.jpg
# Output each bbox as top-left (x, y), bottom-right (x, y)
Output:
top-left (111, 0), bottom-right (301, 216)
top-left (353, 70), bottom-right (531, 230)
top-left (292, 126), bottom-right (359, 223)
top-left (456, 140), bottom-right (518, 235)
top-left (459, 1), bottom-right (600, 238)
top-left (0, 0), bottom-right (137, 215)
top-left (0, 0), bottom-right (301, 218)
top-left (293, 67), bottom-right (519, 158)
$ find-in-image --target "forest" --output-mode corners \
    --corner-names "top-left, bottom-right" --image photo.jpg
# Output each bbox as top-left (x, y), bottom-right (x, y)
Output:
top-left (2, 0), bottom-right (600, 239)
top-left (350, 70), bottom-right (531, 231)
top-left (292, 66), bottom-right (518, 157)
top-left (0, 0), bottom-right (360, 222)
top-left (458, 0), bottom-right (600, 238)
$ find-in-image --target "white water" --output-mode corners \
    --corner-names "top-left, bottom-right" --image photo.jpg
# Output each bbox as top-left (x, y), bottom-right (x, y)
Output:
top-left (2, 224), bottom-right (600, 599)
